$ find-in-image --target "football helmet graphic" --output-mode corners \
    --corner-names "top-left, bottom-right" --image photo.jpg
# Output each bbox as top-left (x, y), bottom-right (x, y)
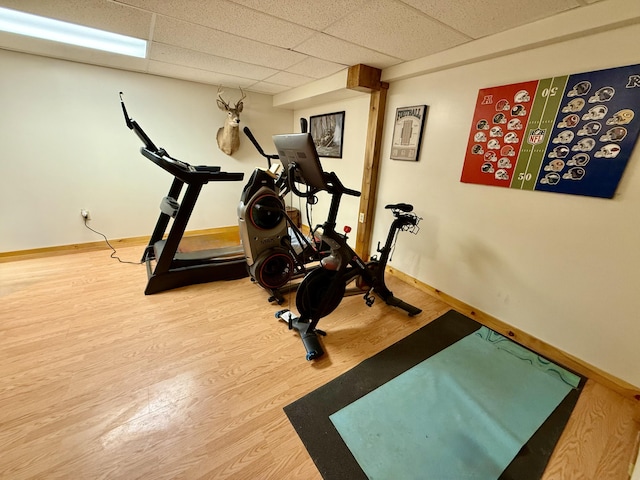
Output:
top-left (567, 153), bottom-right (590, 167)
top-left (481, 162), bottom-right (495, 173)
top-left (577, 122), bottom-right (602, 136)
top-left (497, 158), bottom-right (512, 169)
top-left (474, 132), bottom-right (487, 142)
top-left (557, 114), bottom-right (580, 128)
top-left (540, 172), bottom-right (561, 185)
top-left (493, 113), bottom-right (507, 124)
top-left (507, 118), bottom-right (523, 130)
top-left (472, 144), bottom-right (484, 154)
top-left (594, 144), bottom-right (621, 158)
top-left (490, 126), bottom-right (503, 137)
top-left (582, 105), bottom-right (608, 121)
top-left (563, 167), bottom-right (586, 180)
top-left (562, 98), bottom-right (585, 113)
top-left (544, 159), bottom-right (565, 172)
top-left (572, 138), bottom-right (596, 152)
top-left (552, 131), bottom-right (575, 144)
top-left (476, 119), bottom-right (490, 130)
top-left (504, 132), bottom-right (519, 144)
top-left (487, 139), bottom-right (501, 149)
top-left (484, 151), bottom-right (497, 162)
top-left (495, 169), bottom-right (509, 180)
top-left (600, 127), bottom-right (627, 142)
top-left (511, 104), bottom-right (527, 116)
top-left (501, 145), bottom-right (516, 157)
top-left (588, 86), bottom-right (615, 103)
top-left (606, 109), bottom-right (634, 125)
top-left (548, 145), bottom-right (570, 158)
top-left (567, 81), bottom-right (591, 97)
top-left (496, 99), bottom-right (510, 111)
top-left (514, 90), bottom-right (531, 103)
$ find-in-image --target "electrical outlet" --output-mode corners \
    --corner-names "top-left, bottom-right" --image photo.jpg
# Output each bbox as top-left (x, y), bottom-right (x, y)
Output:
top-left (81, 209), bottom-right (90, 220)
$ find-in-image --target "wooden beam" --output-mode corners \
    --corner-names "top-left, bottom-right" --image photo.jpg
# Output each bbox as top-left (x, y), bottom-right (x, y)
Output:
top-left (347, 64), bottom-right (384, 92)
top-left (346, 64), bottom-right (389, 259)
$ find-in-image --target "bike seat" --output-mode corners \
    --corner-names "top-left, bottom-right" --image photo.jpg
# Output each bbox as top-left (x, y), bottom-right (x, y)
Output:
top-left (385, 203), bottom-right (413, 212)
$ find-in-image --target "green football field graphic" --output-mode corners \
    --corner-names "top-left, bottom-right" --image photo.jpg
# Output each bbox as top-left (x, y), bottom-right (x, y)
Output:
top-left (512, 76), bottom-right (568, 190)
top-left (462, 63), bottom-right (640, 198)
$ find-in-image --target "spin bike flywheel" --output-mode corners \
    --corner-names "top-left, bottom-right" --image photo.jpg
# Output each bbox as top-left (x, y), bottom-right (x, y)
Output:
top-left (296, 268), bottom-right (346, 320)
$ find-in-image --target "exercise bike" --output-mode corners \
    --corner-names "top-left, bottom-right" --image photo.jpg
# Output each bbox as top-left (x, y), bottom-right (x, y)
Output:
top-left (271, 132), bottom-right (422, 360)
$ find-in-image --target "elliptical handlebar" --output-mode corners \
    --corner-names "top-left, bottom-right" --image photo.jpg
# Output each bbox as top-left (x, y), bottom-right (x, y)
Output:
top-left (243, 127), bottom-right (279, 167)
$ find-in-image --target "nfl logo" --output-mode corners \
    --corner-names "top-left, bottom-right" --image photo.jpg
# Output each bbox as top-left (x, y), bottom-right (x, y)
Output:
top-left (528, 129), bottom-right (546, 145)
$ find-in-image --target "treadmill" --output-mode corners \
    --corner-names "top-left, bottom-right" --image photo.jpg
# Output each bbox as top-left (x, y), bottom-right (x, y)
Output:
top-left (120, 93), bottom-right (248, 294)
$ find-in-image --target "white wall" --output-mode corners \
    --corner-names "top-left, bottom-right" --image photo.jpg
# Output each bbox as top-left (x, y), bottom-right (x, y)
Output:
top-left (291, 95), bottom-right (370, 240)
top-left (0, 49), bottom-right (292, 252)
top-left (371, 23), bottom-right (640, 387)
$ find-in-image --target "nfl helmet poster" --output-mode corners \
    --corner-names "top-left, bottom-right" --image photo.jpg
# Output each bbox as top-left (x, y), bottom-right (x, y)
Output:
top-left (460, 63), bottom-right (640, 198)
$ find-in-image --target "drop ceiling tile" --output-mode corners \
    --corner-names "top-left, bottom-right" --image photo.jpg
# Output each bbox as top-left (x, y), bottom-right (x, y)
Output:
top-left (286, 57), bottom-right (347, 79)
top-left (295, 33), bottom-right (402, 70)
top-left (150, 43), bottom-right (278, 80)
top-left (264, 71), bottom-right (316, 88)
top-left (0, 0), bottom-right (615, 97)
top-left (402, 0), bottom-right (580, 39)
top-left (245, 81), bottom-right (291, 95)
top-left (115, 0), bottom-right (315, 49)
top-left (324, 0), bottom-right (470, 60)
top-left (0, 0), bottom-right (152, 38)
top-left (153, 15), bottom-right (307, 70)
top-left (228, 0), bottom-right (369, 30)
top-left (147, 59), bottom-right (256, 87)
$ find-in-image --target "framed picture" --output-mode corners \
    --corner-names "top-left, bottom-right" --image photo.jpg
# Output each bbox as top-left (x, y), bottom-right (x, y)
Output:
top-left (390, 105), bottom-right (428, 161)
top-left (310, 111), bottom-right (345, 158)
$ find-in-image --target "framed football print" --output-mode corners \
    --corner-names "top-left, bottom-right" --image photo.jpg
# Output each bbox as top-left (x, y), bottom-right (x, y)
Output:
top-left (391, 105), bottom-right (427, 161)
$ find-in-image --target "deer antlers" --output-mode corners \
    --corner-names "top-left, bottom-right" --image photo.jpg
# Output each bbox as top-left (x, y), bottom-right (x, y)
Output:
top-left (217, 86), bottom-right (246, 111)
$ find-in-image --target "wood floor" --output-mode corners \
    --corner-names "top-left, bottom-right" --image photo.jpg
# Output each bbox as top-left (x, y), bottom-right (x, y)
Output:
top-left (1, 245), bottom-right (639, 479)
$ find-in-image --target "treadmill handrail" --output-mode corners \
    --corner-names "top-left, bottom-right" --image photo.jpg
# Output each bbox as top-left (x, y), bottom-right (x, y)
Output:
top-left (141, 148), bottom-right (244, 184)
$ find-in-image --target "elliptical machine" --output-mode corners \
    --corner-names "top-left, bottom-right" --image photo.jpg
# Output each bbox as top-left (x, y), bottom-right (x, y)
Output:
top-left (237, 126), bottom-right (324, 303)
top-left (271, 132), bottom-right (422, 360)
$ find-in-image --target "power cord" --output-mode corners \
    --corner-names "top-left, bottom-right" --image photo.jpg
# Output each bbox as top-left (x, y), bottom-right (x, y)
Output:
top-left (83, 218), bottom-right (143, 265)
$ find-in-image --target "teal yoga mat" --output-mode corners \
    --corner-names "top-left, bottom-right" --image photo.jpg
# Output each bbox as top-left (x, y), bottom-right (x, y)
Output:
top-left (284, 310), bottom-right (584, 479)
top-left (330, 325), bottom-right (580, 479)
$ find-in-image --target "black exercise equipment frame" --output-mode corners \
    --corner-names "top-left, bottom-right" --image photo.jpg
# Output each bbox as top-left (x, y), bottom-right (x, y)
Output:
top-left (273, 136), bottom-right (422, 360)
top-left (241, 126), bottom-right (325, 303)
top-left (120, 93), bottom-right (248, 294)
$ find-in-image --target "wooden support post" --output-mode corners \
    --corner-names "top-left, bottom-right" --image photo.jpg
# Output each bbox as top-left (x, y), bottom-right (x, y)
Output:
top-left (347, 64), bottom-right (389, 260)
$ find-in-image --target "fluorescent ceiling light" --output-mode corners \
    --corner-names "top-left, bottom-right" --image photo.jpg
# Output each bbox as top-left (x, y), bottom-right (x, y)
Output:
top-left (0, 7), bottom-right (147, 58)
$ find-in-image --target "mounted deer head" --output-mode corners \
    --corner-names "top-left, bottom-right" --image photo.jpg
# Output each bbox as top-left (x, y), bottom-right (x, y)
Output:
top-left (216, 86), bottom-right (246, 156)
